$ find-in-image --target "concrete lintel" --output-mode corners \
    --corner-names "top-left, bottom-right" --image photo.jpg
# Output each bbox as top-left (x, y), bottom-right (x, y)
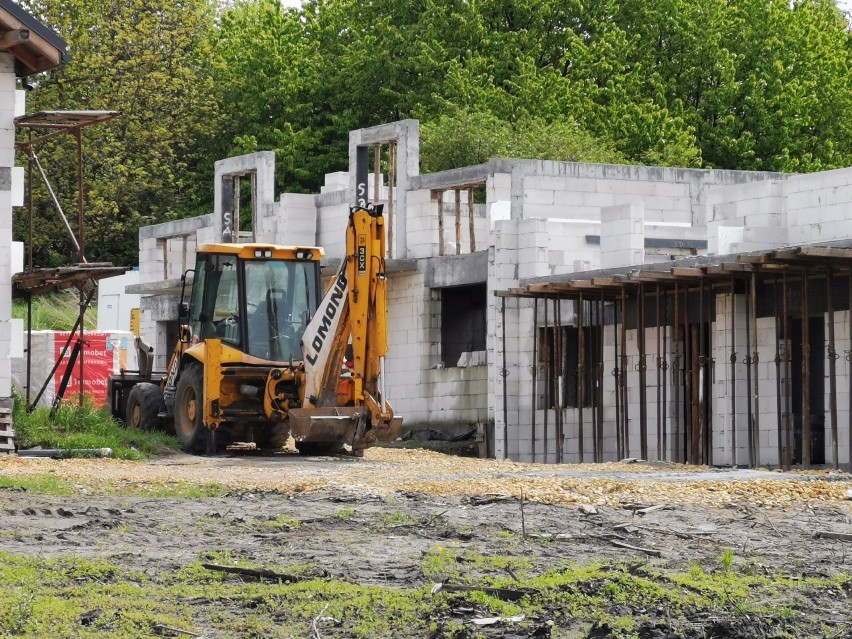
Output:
top-left (214, 151), bottom-right (275, 177)
top-left (321, 257), bottom-right (418, 275)
top-left (585, 235), bottom-right (708, 250)
top-left (140, 294), bottom-right (181, 322)
top-left (127, 275), bottom-right (191, 297)
top-left (139, 214), bottom-right (212, 241)
top-left (409, 164), bottom-right (489, 192)
top-left (357, 119), bottom-right (420, 146)
top-left (425, 251), bottom-right (488, 288)
top-left (314, 188), bottom-right (349, 208)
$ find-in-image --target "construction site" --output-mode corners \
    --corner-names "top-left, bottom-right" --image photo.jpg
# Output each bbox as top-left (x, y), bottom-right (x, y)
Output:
top-left (0, 3), bottom-right (851, 638)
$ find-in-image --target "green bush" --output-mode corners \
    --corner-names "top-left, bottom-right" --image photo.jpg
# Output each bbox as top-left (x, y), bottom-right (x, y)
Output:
top-left (12, 395), bottom-right (179, 460)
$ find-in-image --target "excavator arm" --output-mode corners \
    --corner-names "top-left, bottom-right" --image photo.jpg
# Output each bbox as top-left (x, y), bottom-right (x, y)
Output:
top-left (293, 204), bottom-right (401, 449)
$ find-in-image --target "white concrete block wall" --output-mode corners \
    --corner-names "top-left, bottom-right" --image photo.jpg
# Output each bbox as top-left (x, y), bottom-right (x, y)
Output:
top-left (0, 53), bottom-right (16, 403)
top-left (786, 168), bottom-right (852, 245)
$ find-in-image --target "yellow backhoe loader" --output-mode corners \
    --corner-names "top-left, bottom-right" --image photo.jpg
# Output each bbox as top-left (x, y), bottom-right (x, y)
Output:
top-left (109, 204), bottom-right (401, 454)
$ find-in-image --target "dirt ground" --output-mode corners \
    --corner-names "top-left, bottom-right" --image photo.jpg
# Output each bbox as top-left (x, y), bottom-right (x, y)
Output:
top-left (1, 448), bottom-right (852, 637)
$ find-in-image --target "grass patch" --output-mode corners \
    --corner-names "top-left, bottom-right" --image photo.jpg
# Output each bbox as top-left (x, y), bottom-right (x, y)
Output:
top-left (0, 550), bottom-right (846, 638)
top-left (0, 475), bottom-right (76, 496)
top-left (334, 506), bottom-right (358, 520)
top-left (0, 476), bottom-right (226, 499)
top-left (13, 396), bottom-right (180, 460)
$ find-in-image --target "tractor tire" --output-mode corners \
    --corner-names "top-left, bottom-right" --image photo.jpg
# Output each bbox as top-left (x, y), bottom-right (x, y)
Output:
top-left (254, 422), bottom-right (290, 450)
top-left (125, 383), bottom-right (165, 431)
top-left (295, 442), bottom-right (340, 456)
top-left (173, 364), bottom-right (208, 454)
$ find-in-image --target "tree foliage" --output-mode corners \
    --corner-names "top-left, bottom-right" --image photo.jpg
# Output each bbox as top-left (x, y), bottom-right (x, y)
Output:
top-left (15, 0), bottom-right (852, 265)
top-left (16, 0), bottom-right (219, 267)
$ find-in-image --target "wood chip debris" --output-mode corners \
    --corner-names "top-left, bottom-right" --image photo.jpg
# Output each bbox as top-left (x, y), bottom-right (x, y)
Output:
top-left (1, 448), bottom-right (851, 509)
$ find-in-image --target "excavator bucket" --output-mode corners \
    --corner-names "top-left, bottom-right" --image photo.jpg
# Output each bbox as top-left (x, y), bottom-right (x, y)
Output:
top-left (288, 407), bottom-right (402, 445)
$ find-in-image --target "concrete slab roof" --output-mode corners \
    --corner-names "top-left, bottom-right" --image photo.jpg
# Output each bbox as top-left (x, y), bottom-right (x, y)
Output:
top-left (498, 241), bottom-right (852, 299)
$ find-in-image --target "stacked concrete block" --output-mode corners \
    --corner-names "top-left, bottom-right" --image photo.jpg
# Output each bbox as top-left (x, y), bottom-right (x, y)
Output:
top-left (400, 188), bottom-right (438, 259)
top-left (600, 203), bottom-right (645, 269)
top-left (315, 202), bottom-right (349, 258)
top-left (276, 194), bottom-right (317, 246)
top-left (320, 172), bottom-right (348, 194)
top-left (826, 311), bottom-right (851, 467)
top-left (711, 294), bottom-right (752, 466)
top-left (487, 172), bottom-right (512, 205)
top-left (752, 316), bottom-right (781, 466)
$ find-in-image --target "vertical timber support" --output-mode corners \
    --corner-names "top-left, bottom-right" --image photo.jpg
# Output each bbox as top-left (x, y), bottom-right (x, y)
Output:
top-left (468, 188), bottom-right (476, 253)
top-left (620, 288), bottom-right (629, 458)
top-left (673, 283), bottom-right (681, 463)
top-left (638, 283), bottom-right (648, 460)
top-left (802, 269), bottom-right (811, 469)
top-left (774, 276), bottom-right (783, 468)
top-left (655, 284), bottom-right (662, 460)
top-left (750, 271), bottom-right (760, 468)
top-left (501, 297), bottom-right (508, 459)
top-left (555, 296), bottom-right (564, 463)
top-left (614, 296), bottom-right (622, 460)
top-left (827, 268), bottom-right (839, 470)
top-left (531, 299), bottom-right (538, 463)
top-left (597, 292), bottom-right (605, 463)
top-left (544, 298), bottom-right (550, 462)
top-left (436, 191), bottom-right (445, 257)
top-left (661, 288), bottom-right (668, 461)
top-left (454, 189), bottom-right (461, 255)
top-left (783, 269), bottom-right (793, 469)
top-left (730, 277), bottom-right (738, 467)
top-left (745, 278), bottom-right (754, 467)
top-left (388, 142), bottom-right (395, 259)
top-left (578, 294), bottom-right (585, 463)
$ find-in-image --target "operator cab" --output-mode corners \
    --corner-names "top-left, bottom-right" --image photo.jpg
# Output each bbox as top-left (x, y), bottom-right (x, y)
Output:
top-left (186, 244), bottom-right (322, 362)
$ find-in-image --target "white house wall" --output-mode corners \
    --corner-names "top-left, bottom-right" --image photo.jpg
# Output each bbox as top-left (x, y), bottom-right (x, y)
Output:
top-left (128, 121), bottom-right (852, 466)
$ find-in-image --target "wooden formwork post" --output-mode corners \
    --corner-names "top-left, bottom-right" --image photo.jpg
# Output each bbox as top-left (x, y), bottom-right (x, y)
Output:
top-left (436, 191), bottom-right (444, 257)
top-left (454, 189), bottom-right (461, 255)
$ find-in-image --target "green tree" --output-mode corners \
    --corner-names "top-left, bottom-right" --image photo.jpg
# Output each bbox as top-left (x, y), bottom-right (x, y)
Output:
top-left (16, 0), bottom-right (220, 267)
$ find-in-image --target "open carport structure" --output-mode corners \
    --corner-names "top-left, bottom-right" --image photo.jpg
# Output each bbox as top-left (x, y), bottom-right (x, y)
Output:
top-left (497, 243), bottom-right (852, 470)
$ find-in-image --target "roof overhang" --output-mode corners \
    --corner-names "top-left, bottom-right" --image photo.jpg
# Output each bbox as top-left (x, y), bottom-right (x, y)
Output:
top-left (0, 1), bottom-right (68, 77)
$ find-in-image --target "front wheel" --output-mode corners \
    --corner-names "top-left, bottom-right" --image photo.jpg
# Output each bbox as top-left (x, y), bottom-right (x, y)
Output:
top-left (174, 365), bottom-right (208, 454)
top-left (125, 383), bottom-right (165, 431)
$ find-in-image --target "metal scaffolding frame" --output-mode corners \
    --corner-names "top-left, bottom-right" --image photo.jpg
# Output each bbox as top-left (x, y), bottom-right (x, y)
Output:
top-left (13, 110), bottom-right (127, 413)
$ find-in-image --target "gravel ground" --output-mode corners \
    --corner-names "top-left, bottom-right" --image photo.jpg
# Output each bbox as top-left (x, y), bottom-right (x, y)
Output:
top-left (1, 449), bottom-right (851, 637)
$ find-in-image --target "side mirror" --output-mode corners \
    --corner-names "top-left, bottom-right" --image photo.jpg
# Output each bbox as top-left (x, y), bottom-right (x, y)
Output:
top-left (178, 301), bottom-right (189, 320)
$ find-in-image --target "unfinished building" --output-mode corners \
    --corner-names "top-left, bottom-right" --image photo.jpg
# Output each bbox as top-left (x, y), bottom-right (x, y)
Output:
top-left (130, 120), bottom-right (852, 469)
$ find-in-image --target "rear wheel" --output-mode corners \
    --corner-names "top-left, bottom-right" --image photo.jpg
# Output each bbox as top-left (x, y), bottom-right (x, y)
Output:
top-left (125, 383), bottom-right (165, 431)
top-left (174, 364), bottom-right (208, 454)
